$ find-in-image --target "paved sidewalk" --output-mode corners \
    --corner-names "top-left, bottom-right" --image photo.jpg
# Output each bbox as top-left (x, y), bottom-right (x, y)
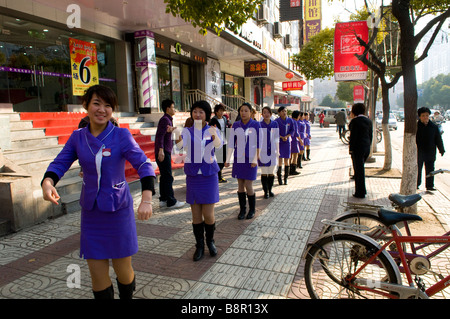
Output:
top-left (0, 124), bottom-right (449, 300)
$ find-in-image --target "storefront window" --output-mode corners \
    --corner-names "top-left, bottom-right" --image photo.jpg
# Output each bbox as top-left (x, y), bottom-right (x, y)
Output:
top-left (0, 14), bottom-right (116, 112)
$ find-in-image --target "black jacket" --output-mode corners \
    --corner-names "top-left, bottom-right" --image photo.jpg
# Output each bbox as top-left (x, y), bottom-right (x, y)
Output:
top-left (349, 115), bottom-right (373, 154)
top-left (416, 120), bottom-right (445, 161)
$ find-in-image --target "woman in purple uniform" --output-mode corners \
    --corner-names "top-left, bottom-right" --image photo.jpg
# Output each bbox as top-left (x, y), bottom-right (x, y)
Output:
top-left (275, 106), bottom-right (295, 185)
top-left (297, 112), bottom-right (306, 169)
top-left (41, 85), bottom-right (156, 299)
top-left (174, 101), bottom-right (222, 261)
top-left (303, 112), bottom-right (312, 160)
top-left (224, 103), bottom-right (261, 220)
top-left (258, 107), bottom-right (279, 199)
top-left (289, 111), bottom-right (301, 176)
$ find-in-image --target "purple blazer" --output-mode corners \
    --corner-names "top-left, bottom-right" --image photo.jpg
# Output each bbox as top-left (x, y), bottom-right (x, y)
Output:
top-left (45, 121), bottom-right (155, 212)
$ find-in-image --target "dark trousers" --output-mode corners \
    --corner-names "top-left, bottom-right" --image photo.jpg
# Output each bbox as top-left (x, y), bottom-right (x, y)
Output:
top-left (417, 155), bottom-right (435, 189)
top-left (156, 150), bottom-right (176, 206)
top-left (338, 125), bottom-right (345, 138)
top-left (351, 151), bottom-right (369, 196)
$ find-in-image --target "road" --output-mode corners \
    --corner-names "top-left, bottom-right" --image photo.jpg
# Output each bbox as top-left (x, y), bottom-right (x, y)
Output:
top-left (386, 120), bottom-right (450, 196)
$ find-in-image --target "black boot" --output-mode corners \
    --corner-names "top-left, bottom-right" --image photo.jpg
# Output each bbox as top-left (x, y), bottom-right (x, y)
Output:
top-left (290, 164), bottom-right (300, 175)
top-left (298, 155), bottom-right (303, 168)
top-left (261, 175), bottom-right (269, 198)
top-left (204, 223), bottom-right (218, 257)
top-left (267, 175), bottom-right (275, 197)
top-left (246, 193), bottom-right (256, 219)
top-left (192, 223), bottom-right (205, 261)
top-left (237, 192), bottom-right (247, 220)
top-left (116, 276), bottom-right (136, 299)
top-left (277, 166), bottom-right (283, 185)
top-left (302, 153), bottom-right (307, 161)
top-left (306, 149), bottom-right (311, 160)
top-left (93, 284), bottom-right (114, 299)
top-left (284, 166), bottom-right (289, 185)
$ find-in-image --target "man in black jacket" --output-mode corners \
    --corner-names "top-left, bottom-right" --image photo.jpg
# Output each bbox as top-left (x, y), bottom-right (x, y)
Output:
top-left (349, 103), bottom-right (373, 198)
top-left (416, 107), bottom-right (445, 191)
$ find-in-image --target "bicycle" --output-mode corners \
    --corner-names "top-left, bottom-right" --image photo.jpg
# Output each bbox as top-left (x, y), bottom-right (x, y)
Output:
top-left (303, 212), bottom-right (450, 299)
top-left (341, 127), bottom-right (382, 145)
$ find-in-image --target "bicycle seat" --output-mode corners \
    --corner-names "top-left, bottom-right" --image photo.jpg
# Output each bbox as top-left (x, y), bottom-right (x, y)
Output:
top-left (388, 193), bottom-right (422, 208)
top-left (378, 208), bottom-right (423, 226)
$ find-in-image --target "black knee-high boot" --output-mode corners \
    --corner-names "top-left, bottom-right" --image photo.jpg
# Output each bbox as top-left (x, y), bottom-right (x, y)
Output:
top-left (246, 193), bottom-right (256, 219)
top-left (277, 166), bottom-right (283, 185)
top-left (192, 223), bottom-right (205, 261)
top-left (306, 149), bottom-right (311, 160)
top-left (290, 164), bottom-right (300, 175)
top-left (116, 276), bottom-right (136, 299)
top-left (93, 284), bottom-right (114, 299)
top-left (267, 175), bottom-right (275, 197)
top-left (237, 192), bottom-right (247, 220)
top-left (284, 166), bottom-right (289, 185)
top-left (261, 175), bottom-right (269, 198)
top-left (204, 223), bottom-right (218, 257)
top-left (298, 154), bottom-right (303, 168)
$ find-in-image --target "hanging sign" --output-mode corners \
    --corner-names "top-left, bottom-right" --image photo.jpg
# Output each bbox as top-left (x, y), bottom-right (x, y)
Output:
top-left (69, 38), bottom-right (99, 96)
top-left (244, 60), bottom-right (269, 77)
top-left (282, 80), bottom-right (306, 91)
top-left (334, 21), bottom-right (369, 81)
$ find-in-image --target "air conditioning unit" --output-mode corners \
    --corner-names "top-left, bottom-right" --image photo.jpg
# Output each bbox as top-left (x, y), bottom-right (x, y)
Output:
top-left (257, 5), bottom-right (269, 24)
top-left (284, 34), bottom-right (292, 48)
top-left (273, 22), bottom-right (283, 38)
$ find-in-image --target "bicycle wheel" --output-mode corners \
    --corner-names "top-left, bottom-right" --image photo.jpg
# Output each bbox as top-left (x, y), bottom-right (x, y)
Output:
top-left (341, 130), bottom-right (350, 145)
top-left (304, 233), bottom-right (399, 299)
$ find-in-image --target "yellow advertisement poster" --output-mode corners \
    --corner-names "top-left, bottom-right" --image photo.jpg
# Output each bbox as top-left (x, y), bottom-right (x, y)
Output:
top-left (69, 38), bottom-right (99, 96)
top-left (305, 0), bottom-right (321, 21)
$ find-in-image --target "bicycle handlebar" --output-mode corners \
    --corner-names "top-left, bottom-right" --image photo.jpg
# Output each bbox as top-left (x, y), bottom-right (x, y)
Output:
top-left (427, 169), bottom-right (450, 177)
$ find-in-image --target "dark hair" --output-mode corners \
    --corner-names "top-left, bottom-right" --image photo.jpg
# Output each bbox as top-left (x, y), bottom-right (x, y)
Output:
top-left (238, 102), bottom-right (253, 114)
top-left (262, 106), bottom-right (272, 114)
top-left (214, 104), bottom-right (225, 113)
top-left (418, 107), bottom-right (431, 116)
top-left (191, 100), bottom-right (212, 122)
top-left (277, 106), bottom-right (286, 113)
top-left (292, 110), bottom-right (300, 119)
top-left (161, 99), bottom-right (175, 113)
top-left (82, 85), bottom-right (118, 111)
top-left (351, 103), bottom-right (366, 116)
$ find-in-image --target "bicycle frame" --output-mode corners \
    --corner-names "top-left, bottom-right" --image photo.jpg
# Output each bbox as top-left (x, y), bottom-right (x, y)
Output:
top-left (348, 228), bottom-right (450, 299)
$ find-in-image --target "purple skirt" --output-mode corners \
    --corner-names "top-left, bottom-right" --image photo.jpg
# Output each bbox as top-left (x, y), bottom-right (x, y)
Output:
top-left (304, 137), bottom-right (311, 146)
top-left (232, 161), bottom-right (258, 180)
top-left (279, 140), bottom-right (291, 158)
top-left (186, 174), bottom-right (219, 204)
top-left (80, 203), bottom-right (138, 260)
top-left (291, 139), bottom-right (300, 154)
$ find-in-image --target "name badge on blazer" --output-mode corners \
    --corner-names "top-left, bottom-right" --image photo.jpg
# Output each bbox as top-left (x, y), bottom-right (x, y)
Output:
top-left (102, 148), bottom-right (111, 157)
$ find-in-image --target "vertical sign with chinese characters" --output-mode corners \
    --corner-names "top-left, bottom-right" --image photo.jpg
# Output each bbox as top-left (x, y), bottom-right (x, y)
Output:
top-left (69, 38), bottom-right (99, 96)
top-left (353, 85), bottom-right (365, 102)
top-left (334, 21), bottom-right (369, 81)
top-left (305, 0), bottom-right (321, 42)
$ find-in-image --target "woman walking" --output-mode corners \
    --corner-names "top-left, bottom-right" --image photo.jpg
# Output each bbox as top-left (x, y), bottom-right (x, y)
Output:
top-left (258, 106), bottom-right (279, 198)
top-left (175, 101), bottom-right (222, 261)
top-left (275, 106), bottom-right (295, 185)
top-left (41, 85), bottom-right (156, 299)
top-left (224, 103), bottom-right (261, 220)
top-left (289, 111), bottom-right (301, 176)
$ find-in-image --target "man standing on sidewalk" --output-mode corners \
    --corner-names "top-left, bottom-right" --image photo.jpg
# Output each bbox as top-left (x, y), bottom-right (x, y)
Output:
top-left (416, 107), bottom-right (445, 191)
top-left (334, 109), bottom-right (347, 138)
top-left (349, 103), bottom-right (372, 198)
top-left (155, 99), bottom-right (185, 209)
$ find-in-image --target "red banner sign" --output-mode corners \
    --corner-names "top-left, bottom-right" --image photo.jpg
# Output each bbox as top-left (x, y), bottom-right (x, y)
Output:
top-left (282, 80), bottom-right (306, 91)
top-left (334, 21), bottom-right (369, 81)
top-left (353, 85), bottom-right (365, 102)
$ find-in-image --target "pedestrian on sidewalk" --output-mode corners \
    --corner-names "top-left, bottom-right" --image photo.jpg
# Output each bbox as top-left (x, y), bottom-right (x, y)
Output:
top-left (348, 103), bottom-right (373, 198)
top-left (41, 85), bottom-right (156, 299)
top-left (258, 106), bottom-right (279, 198)
top-left (209, 103), bottom-right (230, 183)
top-left (303, 112), bottom-right (312, 161)
top-left (174, 101), bottom-right (222, 261)
top-left (297, 112), bottom-right (306, 169)
top-left (289, 110), bottom-right (301, 176)
top-left (334, 108), bottom-right (347, 138)
top-left (416, 107), bottom-right (445, 191)
top-left (155, 99), bottom-right (185, 209)
top-left (224, 103), bottom-right (261, 220)
top-left (275, 106), bottom-right (295, 185)
top-left (318, 111), bottom-right (325, 128)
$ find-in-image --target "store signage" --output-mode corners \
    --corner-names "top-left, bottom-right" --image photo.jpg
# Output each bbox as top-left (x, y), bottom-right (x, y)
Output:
top-left (353, 85), bottom-right (365, 102)
top-left (280, 0), bottom-right (303, 22)
top-left (305, 0), bottom-right (322, 42)
top-left (244, 60), bottom-right (269, 77)
top-left (282, 80), bottom-right (306, 91)
top-left (334, 21), bottom-right (369, 81)
top-left (69, 38), bottom-right (99, 96)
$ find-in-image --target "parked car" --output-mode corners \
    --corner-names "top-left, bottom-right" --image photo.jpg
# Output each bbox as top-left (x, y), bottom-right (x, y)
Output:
top-left (376, 113), bottom-right (398, 130)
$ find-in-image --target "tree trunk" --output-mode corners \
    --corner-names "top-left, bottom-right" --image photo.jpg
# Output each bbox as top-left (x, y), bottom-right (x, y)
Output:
top-left (380, 81), bottom-right (392, 170)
